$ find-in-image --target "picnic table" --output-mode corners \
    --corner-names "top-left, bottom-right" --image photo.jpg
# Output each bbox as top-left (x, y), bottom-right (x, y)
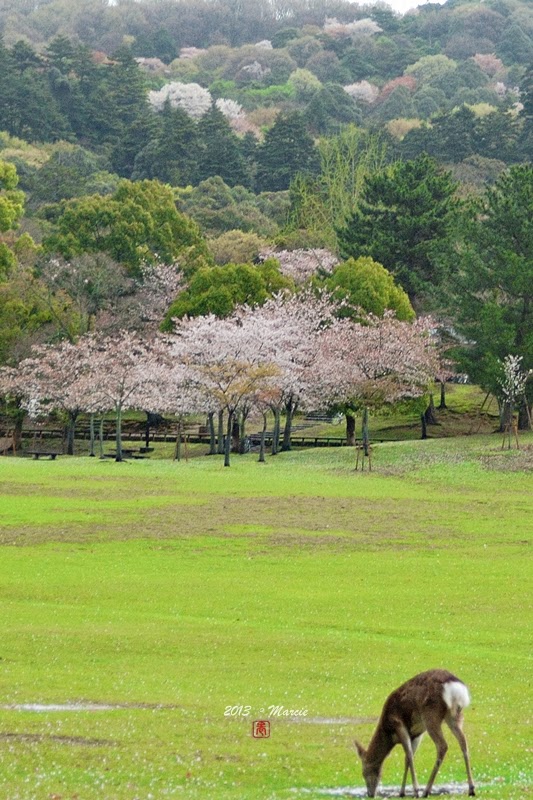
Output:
top-left (103, 448), bottom-right (149, 459)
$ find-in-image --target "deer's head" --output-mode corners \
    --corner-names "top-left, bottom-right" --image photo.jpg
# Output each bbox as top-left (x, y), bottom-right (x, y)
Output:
top-left (354, 740), bottom-right (382, 798)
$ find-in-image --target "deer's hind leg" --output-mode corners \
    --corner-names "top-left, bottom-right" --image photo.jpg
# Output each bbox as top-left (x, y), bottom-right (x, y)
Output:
top-left (446, 712), bottom-right (475, 796)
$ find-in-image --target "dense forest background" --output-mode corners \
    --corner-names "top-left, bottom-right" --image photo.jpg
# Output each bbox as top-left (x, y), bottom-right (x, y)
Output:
top-left (0, 0), bottom-right (532, 421)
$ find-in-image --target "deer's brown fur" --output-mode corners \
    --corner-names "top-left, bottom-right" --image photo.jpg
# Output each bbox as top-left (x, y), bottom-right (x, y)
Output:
top-left (354, 669), bottom-right (475, 798)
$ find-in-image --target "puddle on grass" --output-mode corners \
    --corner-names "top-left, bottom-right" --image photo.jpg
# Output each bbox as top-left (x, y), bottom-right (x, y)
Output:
top-left (294, 784), bottom-right (484, 797)
top-left (0, 702), bottom-right (177, 712)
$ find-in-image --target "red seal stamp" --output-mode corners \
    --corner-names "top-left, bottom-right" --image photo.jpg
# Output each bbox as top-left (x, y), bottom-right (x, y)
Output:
top-left (252, 720), bottom-right (270, 738)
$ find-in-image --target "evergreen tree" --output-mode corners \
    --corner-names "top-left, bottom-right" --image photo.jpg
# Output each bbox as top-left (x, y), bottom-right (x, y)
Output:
top-left (45, 36), bottom-right (77, 75)
top-left (452, 165), bottom-right (533, 425)
top-left (255, 112), bottom-right (319, 192)
top-left (338, 154), bottom-right (459, 302)
top-left (197, 105), bottom-right (250, 188)
top-left (131, 103), bottom-right (200, 187)
top-left (0, 38), bottom-right (69, 142)
top-left (431, 105), bottom-right (478, 163)
top-left (105, 46), bottom-right (156, 176)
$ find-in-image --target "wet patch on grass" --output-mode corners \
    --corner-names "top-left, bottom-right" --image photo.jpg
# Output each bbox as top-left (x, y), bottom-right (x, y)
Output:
top-left (0, 732), bottom-right (116, 747)
top-left (1, 702), bottom-right (179, 712)
top-left (296, 783), bottom-right (489, 797)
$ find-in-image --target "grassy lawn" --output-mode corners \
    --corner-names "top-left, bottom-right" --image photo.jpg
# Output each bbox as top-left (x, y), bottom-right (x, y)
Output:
top-left (0, 435), bottom-right (531, 799)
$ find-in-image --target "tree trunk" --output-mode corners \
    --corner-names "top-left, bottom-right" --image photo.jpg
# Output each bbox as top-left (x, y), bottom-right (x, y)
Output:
top-left (498, 400), bottom-right (511, 433)
top-left (145, 412), bottom-right (151, 450)
top-left (224, 410), bottom-right (233, 467)
top-left (362, 407), bottom-right (370, 456)
top-left (438, 380), bottom-right (447, 410)
top-left (518, 398), bottom-right (532, 431)
top-left (421, 412), bottom-right (428, 440)
top-left (89, 413), bottom-right (95, 457)
top-left (115, 404), bottom-right (123, 462)
top-left (208, 411), bottom-right (217, 455)
top-left (174, 419), bottom-right (182, 461)
top-left (13, 402), bottom-right (24, 452)
top-left (424, 393), bottom-right (438, 425)
top-left (271, 407), bottom-right (281, 455)
top-left (98, 417), bottom-right (105, 458)
top-left (217, 409), bottom-right (225, 454)
top-left (345, 412), bottom-right (356, 446)
top-left (281, 398), bottom-right (294, 452)
top-left (231, 417), bottom-right (240, 453)
top-left (259, 412), bottom-right (267, 463)
top-left (66, 410), bottom-right (78, 455)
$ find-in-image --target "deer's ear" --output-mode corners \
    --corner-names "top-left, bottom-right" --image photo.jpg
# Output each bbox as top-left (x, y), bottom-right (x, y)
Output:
top-left (354, 739), bottom-right (366, 760)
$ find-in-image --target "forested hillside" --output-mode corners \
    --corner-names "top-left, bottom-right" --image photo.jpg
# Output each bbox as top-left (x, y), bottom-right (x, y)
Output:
top-left (0, 0), bottom-right (532, 427)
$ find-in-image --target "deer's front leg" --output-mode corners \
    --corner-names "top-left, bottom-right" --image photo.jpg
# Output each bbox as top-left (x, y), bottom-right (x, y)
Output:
top-left (397, 727), bottom-right (421, 798)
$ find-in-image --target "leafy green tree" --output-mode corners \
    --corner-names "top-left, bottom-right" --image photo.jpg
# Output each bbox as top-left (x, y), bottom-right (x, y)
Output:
top-left (255, 112), bottom-right (319, 192)
top-left (210, 230), bottom-right (266, 265)
top-left (288, 126), bottom-right (387, 250)
top-left (162, 259), bottom-right (294, 327)
top-left (371, 86), bottom-right (417, 125)
top-left (43, 179), bottom-right (210, 276)
top-left (176, 177), bottom-right (282, 238)
top-left (338, 154), bottom-right (459, 302)
top-left (519, 62), bottom-right (533, 159)
top-left (28, 145), bottom-right (116, 208)
top-left (451, 165), bottom-right (533, 427)
top-left (498, 23), bottom-right (533, 65)
top-left (132, 27), bottom-right (178, 63)
top-left (522, 62), bottom-right (533, 121)
top-left (0, 269), bottom-right (52, 366)
top-left (321, 257), bottom-right (415, 321)
top-left (304, 83), bottom-right (362, 135)
top-left (0, 160), bottom-right (26, 277)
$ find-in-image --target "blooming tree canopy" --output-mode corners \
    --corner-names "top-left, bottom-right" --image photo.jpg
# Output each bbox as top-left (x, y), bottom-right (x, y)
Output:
top-left (148, 82), bottom-right (212, 118)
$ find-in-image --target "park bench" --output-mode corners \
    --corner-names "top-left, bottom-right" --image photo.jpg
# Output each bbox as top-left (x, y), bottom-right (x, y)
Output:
top-left (26, 450), bottom-right (62, 460)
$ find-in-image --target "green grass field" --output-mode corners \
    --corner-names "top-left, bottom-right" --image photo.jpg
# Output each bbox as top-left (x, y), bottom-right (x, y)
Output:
top-left (0, 434), bottom-right (531, 799)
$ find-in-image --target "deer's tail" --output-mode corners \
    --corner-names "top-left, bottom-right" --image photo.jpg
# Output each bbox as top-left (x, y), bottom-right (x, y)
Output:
top-left (442, 680), bottom-right (471, 715)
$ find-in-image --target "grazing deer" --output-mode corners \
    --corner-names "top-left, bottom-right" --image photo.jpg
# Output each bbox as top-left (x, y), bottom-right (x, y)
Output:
top-left (354, 669), bottom-right (475, 798)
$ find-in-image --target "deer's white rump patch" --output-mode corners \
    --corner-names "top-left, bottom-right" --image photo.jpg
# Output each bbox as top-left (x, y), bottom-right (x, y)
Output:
top-left (442, 681), bottom-right (470, 714)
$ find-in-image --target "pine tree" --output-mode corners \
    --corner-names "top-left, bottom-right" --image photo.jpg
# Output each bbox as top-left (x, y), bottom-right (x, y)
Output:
top-left (255, 112), bottom-right (319, 192)
top-left (131, 103), bottom-right (200, 187)
top-left (338, 154), bottom-right (459, 302)
top-left (105, 46), bottom-right (156, 176)
top-left (197, 105), bottom-right (250, 187)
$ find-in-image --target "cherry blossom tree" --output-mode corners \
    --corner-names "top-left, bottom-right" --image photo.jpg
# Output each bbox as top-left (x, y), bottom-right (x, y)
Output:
top-left (148, 82), bottom-right (212, 118)
top-left (258, 248), bottom-right (338, 285)
top-left (343, 81), bottom-right (379, 105)
top-left (498, 354), bottom-right (531, 448)
top-left (170, 312), bottom-right (279, 466)
top-left (316, 313), bottom-right (440, 448)
top-left (248, 289), bottom-right (340, 452)
top-left (6, 338), bottom-right (100, 455)
top-left (87, 331), bottom-right (171, 461)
